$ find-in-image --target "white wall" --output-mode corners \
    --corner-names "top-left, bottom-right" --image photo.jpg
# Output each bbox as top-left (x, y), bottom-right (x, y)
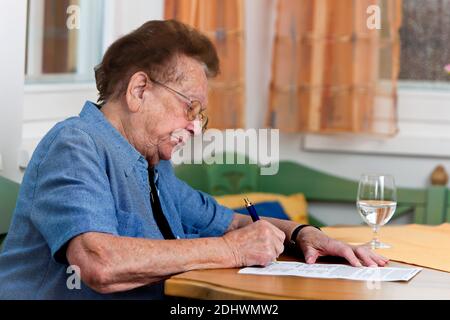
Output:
top-left (0, 0), bottom-right (27, 183)
top-left (103, 0), bottom-right (164, 50)
top-left (281, 134), bottom-right (445, 189)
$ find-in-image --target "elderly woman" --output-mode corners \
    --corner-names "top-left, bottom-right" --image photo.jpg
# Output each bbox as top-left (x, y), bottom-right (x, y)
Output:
top-left (0, 20), bottom-right (388, 299)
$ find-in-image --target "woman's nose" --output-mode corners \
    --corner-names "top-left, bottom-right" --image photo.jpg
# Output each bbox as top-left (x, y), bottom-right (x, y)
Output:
top-left (186, 119), bottom-right (202, 136)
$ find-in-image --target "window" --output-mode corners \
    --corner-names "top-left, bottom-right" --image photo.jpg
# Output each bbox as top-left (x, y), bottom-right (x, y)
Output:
top-left (399, 0), bottom-right (450, 89)
top-left (25, 0), bottom-right (104, 84)
top-left (303, 0), bottom-right (450, 158)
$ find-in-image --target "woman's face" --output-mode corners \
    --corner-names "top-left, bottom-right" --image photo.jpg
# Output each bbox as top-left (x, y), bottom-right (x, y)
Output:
top-left (141, 56), bottom-right (208, 164)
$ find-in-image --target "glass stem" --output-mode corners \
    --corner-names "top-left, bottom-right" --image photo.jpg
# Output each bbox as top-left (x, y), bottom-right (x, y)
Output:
top-left (372, 225), bottom-right (379, 246)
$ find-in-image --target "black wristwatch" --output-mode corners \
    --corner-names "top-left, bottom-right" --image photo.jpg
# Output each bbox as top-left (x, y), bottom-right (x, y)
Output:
top-left (289, 224), bottom-right (321, 247)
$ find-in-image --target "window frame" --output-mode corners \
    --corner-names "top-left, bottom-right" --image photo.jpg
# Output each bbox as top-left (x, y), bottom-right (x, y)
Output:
top-left (304, 85), bottom-right (450, 158)
top-left (25, 0), bottom-right (106, 85)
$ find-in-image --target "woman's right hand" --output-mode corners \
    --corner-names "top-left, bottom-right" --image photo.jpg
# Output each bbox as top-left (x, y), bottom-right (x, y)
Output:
top-left (223, 220), bottom-right (285, 267)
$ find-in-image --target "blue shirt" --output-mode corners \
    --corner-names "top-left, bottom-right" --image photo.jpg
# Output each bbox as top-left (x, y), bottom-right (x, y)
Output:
top-left (0, 101), bottom-right (234, 299)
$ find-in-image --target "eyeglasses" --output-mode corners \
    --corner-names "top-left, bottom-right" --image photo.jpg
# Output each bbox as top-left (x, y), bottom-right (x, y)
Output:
top-left (150, 78), bottom-right (208, 132)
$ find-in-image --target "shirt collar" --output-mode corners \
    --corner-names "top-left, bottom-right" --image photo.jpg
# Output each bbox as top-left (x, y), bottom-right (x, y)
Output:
top-left (79, 101), bottom-right (148, 176)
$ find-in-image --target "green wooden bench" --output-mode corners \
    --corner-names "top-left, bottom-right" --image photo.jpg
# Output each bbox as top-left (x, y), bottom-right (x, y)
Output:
top-left (175, 154), bottom-right (450, 227)
top-left (0, 175), bottom-right (20, 251)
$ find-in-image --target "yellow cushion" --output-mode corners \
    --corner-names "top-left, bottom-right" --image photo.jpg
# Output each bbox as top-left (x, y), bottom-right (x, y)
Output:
top-left (214, 192), bottom-right (308, 224)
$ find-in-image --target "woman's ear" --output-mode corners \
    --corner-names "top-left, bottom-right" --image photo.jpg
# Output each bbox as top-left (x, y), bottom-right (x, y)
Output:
top-left (125, 71), bottom-right (151, 113)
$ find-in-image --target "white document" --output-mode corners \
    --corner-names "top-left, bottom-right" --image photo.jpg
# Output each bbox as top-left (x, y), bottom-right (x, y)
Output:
top-left (239, 261), bottom-right (422, 282)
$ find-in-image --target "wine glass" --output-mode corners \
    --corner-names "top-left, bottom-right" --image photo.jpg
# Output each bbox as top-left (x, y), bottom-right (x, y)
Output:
top-left (356, 174), bottom-right (397, 249)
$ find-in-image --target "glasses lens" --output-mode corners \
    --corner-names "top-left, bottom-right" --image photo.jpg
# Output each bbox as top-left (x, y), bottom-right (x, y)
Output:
top-left (187, 100), bottom-right (207, 131)
top-left (189, 101), bottom-right (201, 116)
top-left (188, 100), bottom-right (201, 118)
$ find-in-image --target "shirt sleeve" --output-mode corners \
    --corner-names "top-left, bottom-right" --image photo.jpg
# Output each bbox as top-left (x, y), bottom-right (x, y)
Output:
top-left (30, 126), bottom-right (118, 263)
top-left (161, 162), bottom-right (234, 238)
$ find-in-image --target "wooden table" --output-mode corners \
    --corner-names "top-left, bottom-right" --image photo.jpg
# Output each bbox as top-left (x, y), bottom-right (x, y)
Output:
top-left (165, 255), bottom-right (450, 300)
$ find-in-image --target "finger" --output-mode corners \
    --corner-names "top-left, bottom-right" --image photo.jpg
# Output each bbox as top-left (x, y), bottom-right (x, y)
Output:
top-left (268, 224), bottom-right (286, 243)
top-left (366, 250), bottom-right (389, 263)
top-left (377, 254), bottom-right (390, 262)
top-left (265, 228), bottom-right (284, 245)
top-left (275, 241), bottom-right (284, 257)
top-left (276, 229), bottom-right (286, 244)
top-left (303, 247), bottom-right (319, 264)
top-left (355, 248), bottom-right (378, 267)
top-left (340, 247), bottom-right (363, 267)
top-left (269, 247), bottom-right (280, 262)
top-left (259, 221), bottom-right (284, 243)
top-left (271, 235), bottom-right (284, 256)
top-left (258, 222), bottom-right (280, 242)
top-left (369, 252), bottom-right (389, 266)
top-left (279, 229), bottom-right (286, 242)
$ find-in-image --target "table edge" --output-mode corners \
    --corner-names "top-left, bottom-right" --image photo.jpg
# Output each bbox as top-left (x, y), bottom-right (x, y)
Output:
top-left (165, 278), bottom-right (298, 300)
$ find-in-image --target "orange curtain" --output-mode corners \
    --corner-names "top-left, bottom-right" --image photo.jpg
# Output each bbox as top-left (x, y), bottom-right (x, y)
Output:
top-left (165, 0), bottom-right (245, 129)
top-left (267, 0), bottom-right (402, 135)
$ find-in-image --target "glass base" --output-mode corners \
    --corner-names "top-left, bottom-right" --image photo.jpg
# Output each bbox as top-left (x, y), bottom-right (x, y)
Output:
top-left (367, 240), bottom-right (391, 249)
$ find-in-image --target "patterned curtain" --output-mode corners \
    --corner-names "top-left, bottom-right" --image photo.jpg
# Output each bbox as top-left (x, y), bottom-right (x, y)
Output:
top-left (267, 0), bottom-right (402, 135)
top-left (165, 0), bottom-right (245, 129)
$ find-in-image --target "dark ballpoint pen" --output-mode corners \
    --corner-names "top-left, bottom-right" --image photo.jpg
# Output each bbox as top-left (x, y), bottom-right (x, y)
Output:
top-left (244, 197), bottom-right (260, 222)
top-left (244, 197), bottom-right (279, 262)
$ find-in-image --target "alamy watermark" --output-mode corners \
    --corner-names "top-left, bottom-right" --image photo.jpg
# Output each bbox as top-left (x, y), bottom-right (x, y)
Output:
top-left (171, 129), bottom-right (280, 176)
top-left (66, 5), bottom-right (81, 30)
top-left (66, 265), bottom-right (81, 290)
top-left (366, 5), bottom-right (381, 30)
top-left (365, 268), bottom-right (382, 290)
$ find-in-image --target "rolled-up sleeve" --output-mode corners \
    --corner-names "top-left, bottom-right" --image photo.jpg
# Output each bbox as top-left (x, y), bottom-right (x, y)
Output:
top-left (30, 127), bottom-right (118, 263)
